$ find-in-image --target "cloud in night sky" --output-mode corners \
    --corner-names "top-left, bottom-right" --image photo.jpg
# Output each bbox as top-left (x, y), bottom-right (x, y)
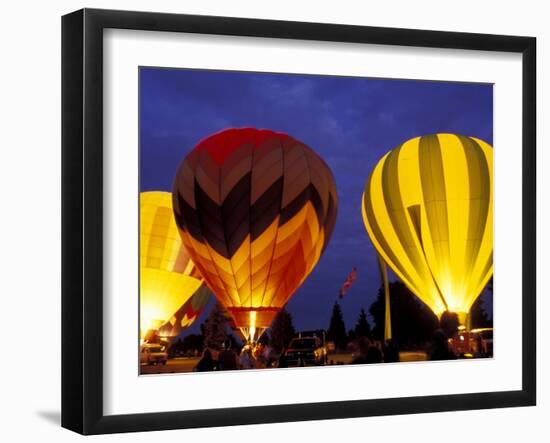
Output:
top-left (140, 67), bottom-right (493, 332)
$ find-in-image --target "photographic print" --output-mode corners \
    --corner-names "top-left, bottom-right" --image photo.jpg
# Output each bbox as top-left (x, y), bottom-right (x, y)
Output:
top-left (138, 67), bottom-right (493, 375)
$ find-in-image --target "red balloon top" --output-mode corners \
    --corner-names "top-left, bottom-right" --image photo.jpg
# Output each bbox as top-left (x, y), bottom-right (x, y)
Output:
top-left (193, 128), bottom-right (292, 167)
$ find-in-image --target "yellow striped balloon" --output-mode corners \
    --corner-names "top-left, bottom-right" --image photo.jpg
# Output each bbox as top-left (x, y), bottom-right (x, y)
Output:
top-left (140, 191), bottom-right (206, 338)
top-left (362, 134), bottom-right (493, 323)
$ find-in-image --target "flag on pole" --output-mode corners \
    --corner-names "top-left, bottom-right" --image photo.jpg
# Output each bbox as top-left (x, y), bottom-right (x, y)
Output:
top-left (338, 267), bottom-right (358, 299)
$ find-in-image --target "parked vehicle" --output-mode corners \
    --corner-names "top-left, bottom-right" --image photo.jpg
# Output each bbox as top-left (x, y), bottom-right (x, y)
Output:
top-left (448, 327), bottom-right (493, 358)
top-left (285, 332), bottom-right (327, 367)
top-left (140, 343), bottom-right (168, 365)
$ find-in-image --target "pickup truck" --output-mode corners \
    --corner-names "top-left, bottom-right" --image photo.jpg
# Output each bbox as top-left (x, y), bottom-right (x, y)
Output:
top-left (285, 336), bottom-right (327, 367)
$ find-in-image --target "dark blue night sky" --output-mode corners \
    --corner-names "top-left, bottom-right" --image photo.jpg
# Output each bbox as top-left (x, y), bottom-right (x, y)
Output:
top-left (139, 67), bottom-right (493, 332)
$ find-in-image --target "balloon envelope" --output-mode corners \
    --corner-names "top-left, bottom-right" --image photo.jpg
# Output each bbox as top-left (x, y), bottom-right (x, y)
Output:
top-left (140, 191), bottom-right (210, 338)
top-left (172, 128), bottom-right (338, 341)
top-left (158, 286), bottom-right (212, 337)
top-left (362, 134), bottom-right (493, 321)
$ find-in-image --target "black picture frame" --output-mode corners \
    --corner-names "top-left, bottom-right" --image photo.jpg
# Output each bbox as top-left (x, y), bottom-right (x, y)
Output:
top-left (62, 8), bottom-right (537, 435)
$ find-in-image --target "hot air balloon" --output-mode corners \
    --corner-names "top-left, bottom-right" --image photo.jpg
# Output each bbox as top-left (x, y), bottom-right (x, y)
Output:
top-left (140, 191), bottom-right (211, 339)
top-left (172, 128), bottom-right (338, 343)
top-left (157, 286), bottom-right (211, 338)
top-left (362, 134), bottom-right (493, 325)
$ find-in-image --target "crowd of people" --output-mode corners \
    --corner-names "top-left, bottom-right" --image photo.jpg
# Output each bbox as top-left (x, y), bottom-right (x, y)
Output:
top-left (192, 326), bottom-right (461, 372)
top-left (349, 331), bottom-right (459, 363)
top-left (193, 337), bottom-right (405, 372)
top-left (348, 337), bottom-right (400, 365)
top-left (194, 343), bottom-right (273, 372)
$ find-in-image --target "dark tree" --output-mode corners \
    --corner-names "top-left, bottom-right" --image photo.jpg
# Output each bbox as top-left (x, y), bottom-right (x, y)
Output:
top-left (169, 337), bottom-right (184, 356)
top-left (470, 293), bottom-right (493, 328)
top-left (487, 277), bottom-right (493, 294)
top-left (354, 308), bottom-right (371, 338)
top-left (202, 302), bottom-right (229, 350)
top-left (369, 281), bottom-right (438, 346)
top-left (258, 331), bottom-right (270, 346)
top-left (270, 308), bottom-right (295, 353)
top-left (181, 334), bottom-right (203, 353)
top-left (227, 332), bottom-right (242, 351)
top-left (327, 302), bottom-right (347, 350)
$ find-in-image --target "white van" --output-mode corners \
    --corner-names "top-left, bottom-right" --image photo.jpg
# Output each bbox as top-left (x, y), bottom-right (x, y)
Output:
top-left (140, 344), bottom-right (168, 365)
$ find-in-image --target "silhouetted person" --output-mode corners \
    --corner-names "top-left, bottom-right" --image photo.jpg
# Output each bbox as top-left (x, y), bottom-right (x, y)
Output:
top-left (365, 345), bottom-right (383, 363)
top-left (278, 351), bottom-right (288, 368)
top-left (475, 333), bottom-right (484, 357)
top-left (426, 330), bottom-right (456, 361)
top-left (239, 347), bottom-right (255, 369)
top-left (218, 343), bottom-right (238, 371)
top-left (439, 311), bottom-right (459, 339)
top-left (194, 349), bottom-right (216, 372)
top-left (383, 339), bottom-right (400, 363)
top-left (351, 336), bottom-right (371, 365)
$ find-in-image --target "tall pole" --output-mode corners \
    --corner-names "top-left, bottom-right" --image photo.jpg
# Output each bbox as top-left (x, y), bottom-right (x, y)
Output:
top-left (378, 255), bottom-right (392, 341)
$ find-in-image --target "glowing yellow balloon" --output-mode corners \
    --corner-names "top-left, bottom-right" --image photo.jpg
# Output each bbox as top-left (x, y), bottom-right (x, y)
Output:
top-left (362, 134), bottom-right (493, 323)
top-left (140, 191), bottom-right (204, 338)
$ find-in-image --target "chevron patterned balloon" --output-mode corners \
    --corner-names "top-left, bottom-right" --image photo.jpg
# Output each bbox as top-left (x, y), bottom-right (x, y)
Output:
top-left (172, 128), bottom-right (338, 342)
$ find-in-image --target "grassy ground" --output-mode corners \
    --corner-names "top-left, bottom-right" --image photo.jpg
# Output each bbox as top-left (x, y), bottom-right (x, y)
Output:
top-left (327, 351), bottom-right (427, 364)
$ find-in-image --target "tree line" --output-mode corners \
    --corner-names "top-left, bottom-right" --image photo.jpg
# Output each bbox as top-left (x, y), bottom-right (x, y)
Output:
top-left (170, 280), bottom-right (493, 355)
top-left (327, 280), bottom-right (492, 351)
